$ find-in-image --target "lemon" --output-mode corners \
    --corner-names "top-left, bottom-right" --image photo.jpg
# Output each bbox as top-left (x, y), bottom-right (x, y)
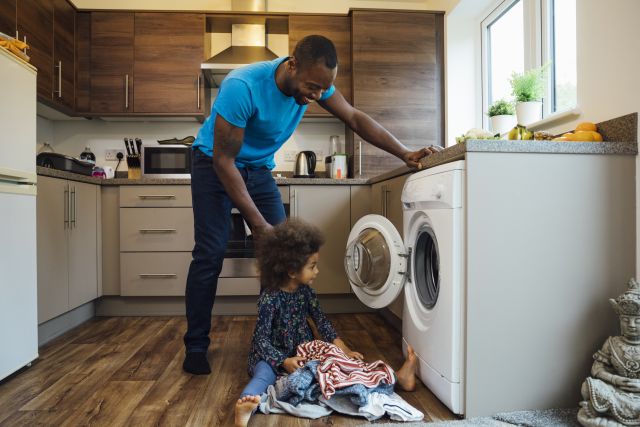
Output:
top-left (575, 122), bottom-right (597, 132)
top-left (569, 131), bottom-right (595, 141)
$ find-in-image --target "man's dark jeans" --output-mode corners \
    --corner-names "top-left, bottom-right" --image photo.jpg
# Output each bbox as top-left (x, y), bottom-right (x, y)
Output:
top-left (184, 149), bottom-right (286, 353)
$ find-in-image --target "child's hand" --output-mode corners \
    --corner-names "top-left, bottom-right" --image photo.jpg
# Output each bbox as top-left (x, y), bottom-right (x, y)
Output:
top-left (346, 350), bottom-right (364, 360)
top-left (283, 356), bottom-right (306, 373)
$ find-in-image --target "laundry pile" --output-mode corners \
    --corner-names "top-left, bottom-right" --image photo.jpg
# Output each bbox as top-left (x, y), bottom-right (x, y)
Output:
top-left (258, 340), bottom-right (424, 422)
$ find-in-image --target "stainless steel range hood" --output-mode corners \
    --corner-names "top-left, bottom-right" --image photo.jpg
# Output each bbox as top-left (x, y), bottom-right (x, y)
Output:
top-left (201, 0), bottom-right (278, 87)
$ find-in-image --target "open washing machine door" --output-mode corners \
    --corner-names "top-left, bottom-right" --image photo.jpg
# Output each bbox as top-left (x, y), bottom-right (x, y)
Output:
top-left (344, 214), bottom-right (408, 309)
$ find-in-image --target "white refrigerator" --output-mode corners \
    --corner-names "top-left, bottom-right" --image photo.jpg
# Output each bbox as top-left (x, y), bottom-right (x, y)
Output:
top-left (0, 47), bottom-right (39, 381)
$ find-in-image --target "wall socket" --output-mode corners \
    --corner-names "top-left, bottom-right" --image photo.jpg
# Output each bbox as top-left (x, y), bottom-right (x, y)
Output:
top-left (284, 150), bottom-right (297, 162)
top-left (105, 149), bottom-right (125, 161)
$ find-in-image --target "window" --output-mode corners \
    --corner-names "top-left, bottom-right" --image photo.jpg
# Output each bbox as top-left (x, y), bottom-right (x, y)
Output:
top-left (482, 0), bottom-right (577, 124)
top-left (487, 1), bottom-right (524, 106)
top-left (548, 0), bottom-right (577, 113)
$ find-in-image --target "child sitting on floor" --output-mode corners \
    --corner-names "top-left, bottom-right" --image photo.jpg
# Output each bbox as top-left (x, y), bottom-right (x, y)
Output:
top-left (235, 219), bottom-right (418, 427)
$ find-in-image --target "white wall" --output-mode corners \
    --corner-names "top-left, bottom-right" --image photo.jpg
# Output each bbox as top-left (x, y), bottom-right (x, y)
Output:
top-left (37, 116), bottom-right (345, 173)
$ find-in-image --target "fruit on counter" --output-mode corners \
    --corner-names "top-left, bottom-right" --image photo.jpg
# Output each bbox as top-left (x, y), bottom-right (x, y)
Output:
top-left (455, 128), bottom-right (499, 143)
top-left (533, 131), bottom-right (554, 140)
top-left (575, 122), bottom-right (598, 132)
top-left (508, 125), bottom-right (533, 140)
top-left (550, 122), bottom-right (604, 142)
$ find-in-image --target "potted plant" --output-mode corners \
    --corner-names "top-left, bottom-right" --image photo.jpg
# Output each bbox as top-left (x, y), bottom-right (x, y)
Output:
top-left (510, 64), bottom-right (548, 126)
top-left (487, 99), bottom-right (516, 135)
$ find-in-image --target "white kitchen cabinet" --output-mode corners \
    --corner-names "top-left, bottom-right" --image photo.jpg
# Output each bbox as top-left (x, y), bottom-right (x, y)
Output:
top-left (349, 185), bottom-right (371, 228)
top-left (370, 174), bottom-right (409, 318)
top-left (290, 185), bottom-right (351, 294)
top-left (37, 176), bottom-right (99, 323)
top-left (68, 181), bottom-right (99, 308)
top-left (37, 177), bottom-right (69, 323)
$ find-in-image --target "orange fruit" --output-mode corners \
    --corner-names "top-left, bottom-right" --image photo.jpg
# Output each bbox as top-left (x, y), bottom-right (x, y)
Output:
top-left (562, 132), bottom-right (574, 139)
top-left (552, 136), bottom-right (569, 141)
top-left (575, 122), bottom-right (597, 132)
top-left (569, 131), bottom-right (595, 141)
top-left (590, 131), bottom-right (603, 142)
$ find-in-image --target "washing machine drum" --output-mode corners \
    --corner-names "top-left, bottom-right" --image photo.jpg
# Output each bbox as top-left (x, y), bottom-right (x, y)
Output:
top-left (345, 215), bottom-right (408, 309)
top-left (413, 228), bottom-right (440, 309)
top-left (345, 227), bottom-right (392, 291)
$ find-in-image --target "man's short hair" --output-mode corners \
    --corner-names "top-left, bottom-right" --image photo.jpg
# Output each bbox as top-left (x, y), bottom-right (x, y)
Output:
top-left (293, 35), bottom-right (338, 70)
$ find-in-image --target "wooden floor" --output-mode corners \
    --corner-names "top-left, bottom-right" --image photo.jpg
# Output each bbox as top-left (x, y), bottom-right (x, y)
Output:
top-left (0, 314), bottom-right (456, 426)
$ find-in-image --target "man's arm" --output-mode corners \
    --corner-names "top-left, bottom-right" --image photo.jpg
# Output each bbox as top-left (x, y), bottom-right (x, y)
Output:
top-left (319, 89), bottom-right (441, 168)
top-left (212, 114), bottom-right (270, 235)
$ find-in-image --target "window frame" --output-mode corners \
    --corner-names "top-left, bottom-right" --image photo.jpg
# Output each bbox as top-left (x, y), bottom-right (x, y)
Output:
top-left (481, 0), bottom-right (575, 127)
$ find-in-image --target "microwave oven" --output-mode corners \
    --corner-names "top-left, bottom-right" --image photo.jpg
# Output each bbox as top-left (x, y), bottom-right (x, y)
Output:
top-left (141, 145), bottom-right (192, 178)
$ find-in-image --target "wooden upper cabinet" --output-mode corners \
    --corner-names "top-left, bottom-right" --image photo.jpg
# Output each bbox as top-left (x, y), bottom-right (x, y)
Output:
top-left (133, 13), bottom-right (204, 114)
top-left (350, 10), bottom-right (444, 177)
top-left (53, 0), bottom-right (75, 110)
top-left (17, 0), bottom-right (53, 100)
top-left (91, 12), bottom-right (134, 113)
top-left (0, 0), bottom-right (16, 38)
top-left (288, 14), bottom-right (351, 117)
top-left (75, 12), bottom-right (91, 113)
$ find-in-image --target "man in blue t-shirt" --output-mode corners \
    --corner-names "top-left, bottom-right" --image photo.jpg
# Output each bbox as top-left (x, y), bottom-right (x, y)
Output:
top-left (183, 35), bottom-right (441, 375)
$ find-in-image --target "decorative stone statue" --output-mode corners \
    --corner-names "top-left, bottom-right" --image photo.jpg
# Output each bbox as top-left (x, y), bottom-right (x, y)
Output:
top-left (578, 278), bottom-right (640, 426)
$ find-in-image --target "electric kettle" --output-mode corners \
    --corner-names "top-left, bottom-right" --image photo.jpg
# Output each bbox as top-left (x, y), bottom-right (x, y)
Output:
top-left (293, 151), bottom-right (316, 178)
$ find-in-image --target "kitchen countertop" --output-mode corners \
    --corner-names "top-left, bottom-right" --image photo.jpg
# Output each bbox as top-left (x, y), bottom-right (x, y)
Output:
top-left (36, 166), bottom-right (369, 185)
top-left (37, 138), bottom-right (637, 187)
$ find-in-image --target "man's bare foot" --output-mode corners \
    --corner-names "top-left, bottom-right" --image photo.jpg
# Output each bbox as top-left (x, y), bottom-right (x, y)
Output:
top-left (235, 395), bottom-right (260, 427)
top-left (396, 345), bottom-right (418, 391)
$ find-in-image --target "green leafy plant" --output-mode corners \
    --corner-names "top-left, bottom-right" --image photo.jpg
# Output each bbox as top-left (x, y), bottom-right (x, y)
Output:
top-left (487, 99), bottom-right (515, 117)
top-left (510, 64), bottom-right (549, 102)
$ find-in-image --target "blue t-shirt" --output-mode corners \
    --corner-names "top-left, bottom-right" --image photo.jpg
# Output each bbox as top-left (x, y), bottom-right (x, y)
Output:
top-left (193, 57), bottom-right (336, 169)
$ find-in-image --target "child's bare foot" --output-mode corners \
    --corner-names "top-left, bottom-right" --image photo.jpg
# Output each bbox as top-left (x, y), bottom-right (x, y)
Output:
top-left (235, 395), bottom-right (260, 427)
top-left (396, 345), bottom-right (418, 391)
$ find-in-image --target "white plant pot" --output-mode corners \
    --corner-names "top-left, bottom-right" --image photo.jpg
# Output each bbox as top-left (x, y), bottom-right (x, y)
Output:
top-left (516, 101), bottom-right (542, 126)
top-left (490, 114), bottom-right (517, 136)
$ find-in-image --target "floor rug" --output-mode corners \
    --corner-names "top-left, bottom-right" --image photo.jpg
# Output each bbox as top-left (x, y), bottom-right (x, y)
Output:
top-left (361, 407), bottom-right (580, 426)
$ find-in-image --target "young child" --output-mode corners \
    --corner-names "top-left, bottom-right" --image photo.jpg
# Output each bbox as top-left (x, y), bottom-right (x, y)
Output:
top-left (235, 219), bottom-right (418, 427)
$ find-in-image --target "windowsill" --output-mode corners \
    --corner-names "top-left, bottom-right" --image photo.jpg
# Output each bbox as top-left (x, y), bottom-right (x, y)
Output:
top-left (526, 107), bottom-right (581, 131)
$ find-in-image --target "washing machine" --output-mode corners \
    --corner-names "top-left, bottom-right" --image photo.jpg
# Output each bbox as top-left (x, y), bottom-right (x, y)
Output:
top-left (345, 160), bottom-right (465, 415)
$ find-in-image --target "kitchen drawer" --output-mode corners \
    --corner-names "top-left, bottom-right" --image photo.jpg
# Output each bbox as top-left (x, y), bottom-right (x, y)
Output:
top-left (217, 277), bottom-right (260, 296)
top-left (120, 207), bottom-right (193, 251)
top-left (278, 185), bottom-right (289, 201)
top-left (120, 252), bottom-right (260, 296)
top-left (121, 252), bottom-right (190, 296)
top-left (120, 185), bottom-right (191, 207)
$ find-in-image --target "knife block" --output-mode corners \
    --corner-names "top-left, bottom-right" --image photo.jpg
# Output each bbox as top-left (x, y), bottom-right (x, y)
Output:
top-left (126, 155), bottom-right (141, 179)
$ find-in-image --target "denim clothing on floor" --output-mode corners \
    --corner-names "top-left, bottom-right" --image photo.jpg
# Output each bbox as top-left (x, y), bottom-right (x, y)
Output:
top-left (241, 360), bottom-right (277, 397)
top-left (183, 149), bottom-right (286, 353)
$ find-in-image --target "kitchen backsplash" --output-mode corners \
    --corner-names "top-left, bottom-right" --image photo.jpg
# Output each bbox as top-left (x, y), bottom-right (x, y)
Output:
top-left (36, 115), bottom-right (345, 172)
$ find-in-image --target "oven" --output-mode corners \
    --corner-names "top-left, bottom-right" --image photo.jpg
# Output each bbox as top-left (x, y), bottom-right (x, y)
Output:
top-left (222, 202), bottom-right (290, 276)
top-left (142, 144), bottom-right (192, 178)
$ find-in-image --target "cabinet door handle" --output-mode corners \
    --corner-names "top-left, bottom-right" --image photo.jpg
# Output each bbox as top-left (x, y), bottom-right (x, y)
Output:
top-left (138, 194), bottom-right (176, 200)
top-left (382, 185), bottom-right (390, 218)
top-left (358, 140), bottom-right (362, 177)
top-left (125, 74), bottom-right (129, 109)
top-left (54, 60), bottom-right (62, 97)
top-left (139, 273), bottom-right (177, 278)
top-left (197, 74), bottom-right (201, 110)
top-left (292, 189), bottom-right (298, 217)
top-left (139, 228), bottom-right (177, 234)
top-left (70, 186), bottom-right (76, 228)
top-left (63, 185), bottom-right (69, 229)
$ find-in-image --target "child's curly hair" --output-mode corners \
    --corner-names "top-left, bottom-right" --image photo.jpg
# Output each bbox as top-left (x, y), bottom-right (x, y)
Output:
top-left (255, 219), bottom-right (324, 290)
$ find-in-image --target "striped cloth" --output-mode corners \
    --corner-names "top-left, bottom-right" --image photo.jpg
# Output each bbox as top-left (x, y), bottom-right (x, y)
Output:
top-left (296, 340), bottom-right (396, 400)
